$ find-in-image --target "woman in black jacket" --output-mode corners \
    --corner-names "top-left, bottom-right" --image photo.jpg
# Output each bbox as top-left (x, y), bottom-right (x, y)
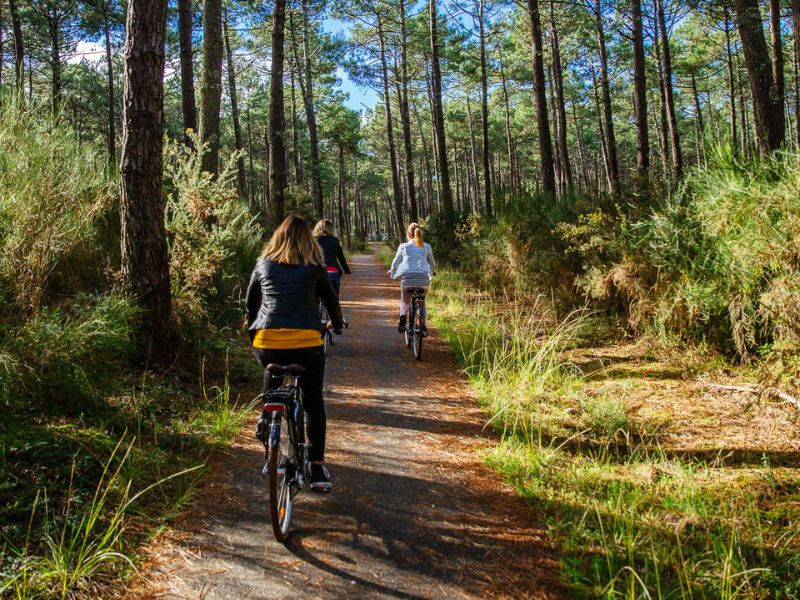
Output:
top-left (312, 219), bottom-right (351, 297)
top-left (246, 214), bottom-right (344, 491)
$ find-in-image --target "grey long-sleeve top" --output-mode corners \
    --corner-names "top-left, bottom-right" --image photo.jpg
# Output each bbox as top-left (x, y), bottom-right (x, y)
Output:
top-left (389, 240), bottom-right (436, 284)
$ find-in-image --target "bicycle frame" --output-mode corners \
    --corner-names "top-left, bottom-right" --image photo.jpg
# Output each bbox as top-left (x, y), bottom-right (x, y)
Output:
top-left (263, 375), bottom-right (309, 488)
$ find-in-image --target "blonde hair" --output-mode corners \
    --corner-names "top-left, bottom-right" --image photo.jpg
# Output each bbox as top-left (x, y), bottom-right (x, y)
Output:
top-left (260, 214), bottom-right (324, 266)
top-left (407, 222), bottom-right (424, 247)
top-left (312, 218), bottom-right (336, 237)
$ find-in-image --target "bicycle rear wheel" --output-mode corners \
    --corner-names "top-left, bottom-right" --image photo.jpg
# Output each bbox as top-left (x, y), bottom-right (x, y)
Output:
top-left (412, 305), bottom-right (423, 360)
top-left (404, 307), bottom-right (413, 348)
top-left (267, 410), bottom-right (294, 543)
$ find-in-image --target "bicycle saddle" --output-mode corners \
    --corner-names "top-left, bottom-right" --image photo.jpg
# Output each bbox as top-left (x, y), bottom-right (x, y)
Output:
top-left (266, 363), bottom-right (307, 376)
top-left (406, 287), bottom-right (427, 295)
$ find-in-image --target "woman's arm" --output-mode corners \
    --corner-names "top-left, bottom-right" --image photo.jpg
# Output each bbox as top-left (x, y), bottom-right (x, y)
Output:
top-left (317, 269), bottom-right (344, 330)
top-left (426, 245), bottom-right (436, 275)
top-left (245, 268), bottom-right (261, 332)
top-left (337, 240), bottom-right (351, 274)
top-left (389, 245), bottom-right (403, 279)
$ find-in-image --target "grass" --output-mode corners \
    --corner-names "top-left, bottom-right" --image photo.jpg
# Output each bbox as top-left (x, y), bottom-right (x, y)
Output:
top-left (427, 270), bottom-right (800, 599)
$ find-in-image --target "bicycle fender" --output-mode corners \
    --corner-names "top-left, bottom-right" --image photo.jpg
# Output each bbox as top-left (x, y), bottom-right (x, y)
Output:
top-left (269, 416), bottom-right (282, 449)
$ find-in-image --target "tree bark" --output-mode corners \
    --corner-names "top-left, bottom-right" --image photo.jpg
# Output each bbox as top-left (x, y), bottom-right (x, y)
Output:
top-left (724, 7), bottom-right (739, 150)
top-left (656, 0), bottom-right (682, 181)
top-left (378, 17), bottom-right (405, 239)
top-left (120, 0), bottom-right (172, 358)
top-left (300, 0), bottom-right (323, 218)
top-left (430, 0), bottom-right (456, 252)
top-left (549, 0), bottom-right (572, 193)
top-left (200, 0), bottom-right (223, 175)
top-left (102, 0), bottom-right (116, 162)
top-left (465, 92), bottom-right (481, 211)
top-left (652, 7), bottom-right (670, 177)
top-left (478, 0), bottom-right (492, 215)
top-left (735, 0), bottom-right (785, 153)
top-left (178, 0), bottom-right (197, 147)
top-left (792, 0), bottom-right (800, 146)
top-left (268, 0), bottom-right (288, 231)
top-left (223, 11), bottom-right (247, 199)
top-left (288, 11), bottom-right (303, 185)
top-left (631, 0), bottom-right (649, 188)
top-left (398, 0), bottom-right (418, 223)
top-left (498, 56), bottom-right (517, 196)
top-left (770, 0), bottom-right (786, 138)
top-left (526, 0), bottom-right (556, 195)
top-left (47, 10), bottom-right (62, 113)
top-left (9, 0), bottom-right (23, 93)
top-left (594, 0), bottom-right (620, 194)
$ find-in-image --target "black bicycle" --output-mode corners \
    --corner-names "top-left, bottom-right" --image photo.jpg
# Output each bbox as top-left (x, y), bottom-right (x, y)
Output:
top-left (403, 287), bottom-right (428, 360)
top-left (318, 301), bottom-right (334, 354)
top-left (255, 363), bottom-right (309, 543)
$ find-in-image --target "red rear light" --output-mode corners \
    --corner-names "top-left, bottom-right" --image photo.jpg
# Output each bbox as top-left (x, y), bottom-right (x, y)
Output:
top-left (263, 403), bottom-right (285, 412)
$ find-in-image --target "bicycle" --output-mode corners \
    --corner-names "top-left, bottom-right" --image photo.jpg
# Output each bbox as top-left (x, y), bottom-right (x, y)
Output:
top-left (318, 301), bottom-right (334, 354)
top-left (403, 287), bottom-right (428, 361)
top-left (255, 362), bottom-right (311, 543)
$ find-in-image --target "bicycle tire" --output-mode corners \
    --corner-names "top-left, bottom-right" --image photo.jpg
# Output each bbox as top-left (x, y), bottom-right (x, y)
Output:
top-left (413, 306), bottom-right (423, 360)
top-left (267, 410), bottom-right (293, 543)
top-left (405, 306), bottom-right (413, 348)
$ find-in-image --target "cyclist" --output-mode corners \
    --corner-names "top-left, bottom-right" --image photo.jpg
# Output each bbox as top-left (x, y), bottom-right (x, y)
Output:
top-left (246, 214), bottom-right (344, 492)
top-left (388, 222), bottom-right (435, 334)
top-left (312, 219), bottom-right (351, 297)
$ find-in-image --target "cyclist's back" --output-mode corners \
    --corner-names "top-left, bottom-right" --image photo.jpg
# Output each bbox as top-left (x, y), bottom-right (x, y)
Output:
top-left (313, 219), bottom-right (350, 297)
top-left (389, 223), bottom-right (435, 332)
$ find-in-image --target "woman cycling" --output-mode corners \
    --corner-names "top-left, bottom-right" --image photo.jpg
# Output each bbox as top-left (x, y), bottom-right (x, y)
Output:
top-left (246, 214), bottom-right (344, 492)
top-left (312, 219), bottom-right (351, 297)
top-left (388, 222), bottom-right (436, 333)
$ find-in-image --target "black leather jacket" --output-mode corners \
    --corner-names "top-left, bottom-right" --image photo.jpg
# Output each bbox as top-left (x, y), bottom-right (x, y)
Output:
top-left (316, 235), bottom-right (351, 274)
top-left (245, 259), bottom-right (344, 340)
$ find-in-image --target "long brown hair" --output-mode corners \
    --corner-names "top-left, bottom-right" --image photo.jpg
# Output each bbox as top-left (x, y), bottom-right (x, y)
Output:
top-left (407, 222), bottom-right (424, 247)
top-left (260, 214), bottom-right (324, 266)
top-left (312, 218), bottom-right (336, 237)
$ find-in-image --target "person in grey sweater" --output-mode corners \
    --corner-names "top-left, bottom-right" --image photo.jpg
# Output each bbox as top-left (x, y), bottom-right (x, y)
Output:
top-left (388, 223), bottom-right (436, 333)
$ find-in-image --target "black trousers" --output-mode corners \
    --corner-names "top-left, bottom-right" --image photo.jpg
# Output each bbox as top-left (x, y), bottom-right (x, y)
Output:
top-left (253, 346), bottom-right (327, 462)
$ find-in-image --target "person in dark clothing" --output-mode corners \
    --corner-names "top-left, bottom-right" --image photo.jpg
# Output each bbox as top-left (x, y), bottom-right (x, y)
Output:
top-left (246, 214), bottom-right (344, 492)
top-left (312, 219), bottom-right (351, 297)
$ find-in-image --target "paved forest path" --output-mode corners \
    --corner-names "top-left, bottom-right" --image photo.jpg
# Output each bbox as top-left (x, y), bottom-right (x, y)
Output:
top-left (130, 248), bottom-right (565, 599)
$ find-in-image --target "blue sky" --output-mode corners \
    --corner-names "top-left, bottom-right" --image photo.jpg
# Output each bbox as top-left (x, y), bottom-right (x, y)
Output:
top-left (324, 17), bottom-right (380, 113)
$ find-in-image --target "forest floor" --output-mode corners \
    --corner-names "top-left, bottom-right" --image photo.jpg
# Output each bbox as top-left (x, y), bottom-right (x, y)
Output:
top-left (126, 248), bottom-right (566, 599)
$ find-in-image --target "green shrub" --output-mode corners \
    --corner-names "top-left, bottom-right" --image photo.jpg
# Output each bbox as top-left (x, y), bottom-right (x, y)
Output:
top-left (0, 96), bottom-right (116, 316)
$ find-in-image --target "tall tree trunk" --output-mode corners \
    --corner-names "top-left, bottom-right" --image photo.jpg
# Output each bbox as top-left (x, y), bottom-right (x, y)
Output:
top-left (120, 0), bottom-right (172, 358)
top-left (770, 0), bottom-right (786, 138)
top-left (691, 72), bottom-right (705, 159)
top-left (9, 0), bottom-right (23, 93)
top-left (48, 11), bottom-right (62, 113)
top-left (725, 6), bottom-right (739, 150)
top-left (300, 0), bottom-right (323, 217)
top-left (178, 0), bottom-right (197, 146)
top-left (594, 0), bottom-right (620, 195)
top-left (631, 0), bottom-right (649, 189)
top-left (102, 0), bottom-right (116, 162)
top-left (288, 12), bottom-right (303, 185)
top-left (246, 107), bottom-right (256, 209)
top-left (478, 0), bottom-right (492, 215)
top-left (549, 0), bottom-right (573, 193)
top-left (466, 92), bottom-right (481, 211)
top-left (398, 0), bottom-right (418, 223)
top-left (590, 57), bottom-right (613, 193)
top-left (268, 0), bottom-right (287, 231)
top-left (792, 0), bottom-right (800, 146)
top-left (200, 0), bottom-right (223, 175)
top-left (414, 104), bottom-right (435, 219)
top-left (735, 0), bottom-right (785, 153)
top-left (526, 0), bottom-right (556, 195)
top-left (656, 0), bottom-right (682, 181)
top-left (498, 57), bottom-right (517, 196)
top-left (378, 17), bottom-right (405, 239)
top-left (652, 8), bottom-right (671, 178)
top-left (223, 11), bottom-right (247, 199)
top-left (429, 0), bottom-right (456, 252)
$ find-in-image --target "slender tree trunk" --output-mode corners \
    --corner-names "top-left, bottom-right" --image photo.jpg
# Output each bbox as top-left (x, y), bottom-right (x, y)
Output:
top-left (631, 0), bottom-right (649, 189)
top-left (223, 11), bottom-right (247, 199)
top-left (590, 57), bottom-right (613, 193)
top-left (9, 0), bottom-right (23, 93)
top-left (498, 57), bottom-right (517, 196)
top-left (478, 0), bottom-right (492, 215)
top-left (102, 0), bottom-right (116, 162)
top-left (549, 0), bottom-right (572, 192)
top-left (724, 7), bottom-right (739, 150)
top-left (414, 104), bottom-right (435, 219)
top-left (735, 0), bottom-right (784, 153)
top-left (300, 0), bottom-right (323, 217)
top-left (594, 0), bottom-right (620, 194)
top-left (691, 72), bottom-right (705, 159)
top-left (200, 0), bottom-right (223, 175)
top-left (656, 0), bottom-right (682, 181)
top-left (526, 0), bottom-right (556, 195)
top-left (120, 0), bottom-right (172, 357)
top-left (465, 92), bottom-right (481, 211)
top-left (48, 11), bottom-right (62, 113)
top-left (398, 0), bottom-right (418, 223)
top-left (246, 107), bottom-right (256, 209)
top-left (793, 0), bottom-right (800, 146)
top-left (430, 0), bottom-right (456, 252)
top-left (268, 0), bottom-right (288, 230)
top-left (770, 0), bottom-right (786, 138)
top-left (378, 17), bottom-right (405, 239)
top-left (178, 0), bottom-right (197, 146)
top-left (288, 12), bottom-right (302, 185)
top-left (652, 8), bottom-right (671, 178)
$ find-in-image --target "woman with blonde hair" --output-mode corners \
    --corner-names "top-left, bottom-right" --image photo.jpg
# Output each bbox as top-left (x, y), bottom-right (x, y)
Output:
top-left (312, 219), bottom-right (351, 297)
top-left (388, 223), bottom-right (436, 333)
top-left (246, 214), bottom-right (344, 491)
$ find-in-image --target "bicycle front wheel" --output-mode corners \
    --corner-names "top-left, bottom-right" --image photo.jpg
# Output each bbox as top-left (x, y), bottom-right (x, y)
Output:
top-left (413, 308), bottom-right (423, 360)
top-left (267, 410), bottom-right (294, 543)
